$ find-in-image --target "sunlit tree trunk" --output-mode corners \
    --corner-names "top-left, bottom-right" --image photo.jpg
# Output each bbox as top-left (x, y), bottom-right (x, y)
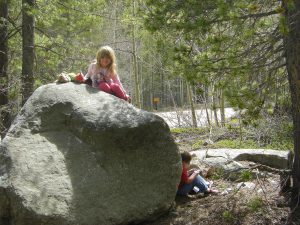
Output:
top-left (22, 0), bottom-right (35, 105)
top-left (139, 63), bottom-right (143, 108)
top-left (212, 84), bottom-right (219, 127)
top-left (187, 82), bottom-right (197, 127)
top-left (168, 81), bottom-right (181, 126)
top-left (204, 85), bottom-right (211, 127)
top-left (112, 0), bottom-right (118, 48)
top-left (220, 89), bottom-right (226, 126)
top-left (0, 0), bottom-right (9, 138)
top-left (180, 77), bottom-right (184, 107)
top-left (150, 66), bottom-right (154, 110)
top-left (132, 0), bottom-right (141, 108)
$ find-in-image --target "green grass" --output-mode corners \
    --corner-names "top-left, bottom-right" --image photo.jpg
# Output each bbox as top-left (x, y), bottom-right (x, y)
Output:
top-left (214, 139), bottom-right (259, 149)
top-left (192, 140), bottom-right (204, 149)
top-left (171, 127), bottom-right (208, 134)
top-left (222, 210), bottom-right (236, 223)
top-left (172, 115), bottom-right (294, 151)
top-left (238, 170), bottom-right (254, 182)
top-left (191, 138), bottom-right (293, 150)
top-left (247, 197), bottom-right (264, 212)
top-left (265, 140), bottom-right (293, 151)
top-left (192, 139), bottom-right (260, 149)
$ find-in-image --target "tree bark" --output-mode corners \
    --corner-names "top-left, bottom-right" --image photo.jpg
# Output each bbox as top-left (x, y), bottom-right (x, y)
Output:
top-left (0, 0), bottom-right (9, 138)
top-left (22, 0), bottom-right (35, 105)
top-left (283, 0), bottom-right (300, 209)
top-left (132, 0), bottom-right (141, 108)
top-left (212, 84), bottom-right (219, 127)
top-left (150, 65), bottom-right (154, 110)
top-left (204, 85), bottom-right (211, 127)
top-left (187, 82), bottom-right (197, 127)
top-left (220, 89), bottom-right (226, 127)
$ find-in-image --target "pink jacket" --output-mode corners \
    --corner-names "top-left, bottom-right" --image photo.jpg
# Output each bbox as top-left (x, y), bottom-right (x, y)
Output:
top-left (85, 62), bottom-right (127, 93)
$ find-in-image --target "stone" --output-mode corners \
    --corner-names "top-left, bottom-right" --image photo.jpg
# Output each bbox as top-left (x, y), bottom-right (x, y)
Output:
top-left (0, 83), bottom-right (181, 225)
top-left (236, 182), bottom-right (256, 190)
top-left (191, 148), bottom-right (292, 169)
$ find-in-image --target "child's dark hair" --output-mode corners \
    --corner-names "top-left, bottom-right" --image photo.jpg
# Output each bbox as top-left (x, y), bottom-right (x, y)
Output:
top-left (181, 151), bottom-right (192, 163)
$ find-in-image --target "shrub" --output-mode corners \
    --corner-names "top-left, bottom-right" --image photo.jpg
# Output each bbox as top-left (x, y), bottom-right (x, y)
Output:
top-left (171, 127), bottom-right (208, 134)
top-left (214, 139), bottom-right (259, 149)
top-left (247, 197), bottom-right (264, 212)
top-left (238, 170), bottom-right (253, 182)
top-left (222, 210), bottom-right (236, 223)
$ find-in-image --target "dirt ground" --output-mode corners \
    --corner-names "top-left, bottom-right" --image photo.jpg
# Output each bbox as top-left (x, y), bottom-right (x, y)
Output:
top-left (142, 174), bottom-right (291, 225)
top-left (140, 131), bottom-right (297, 225)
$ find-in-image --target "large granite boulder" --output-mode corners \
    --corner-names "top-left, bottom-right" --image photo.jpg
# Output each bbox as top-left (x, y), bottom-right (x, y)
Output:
top-left (0, 83), bottom-right (181, 225)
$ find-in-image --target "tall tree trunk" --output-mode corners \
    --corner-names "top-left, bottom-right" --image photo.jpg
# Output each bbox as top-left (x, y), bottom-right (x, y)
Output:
top-left (180, 77), bottom-right (184, 107)
top-left (112, 0), bottom-right (118, 48)
top-left (150, 66), bottom-right (154, 110)
top-left (204, 85), bottom-right (211, 127)
top-left (187, 82), bottom-right (197, 127)
top-left (283, 0), bottom-right (300, 210)
top-left (0, 0), bottom-right (9, 138)
top-left (167, 81), bottom-right (181, 126)
top-left (160, 68), bottom-right (164, 108)
top-left (139, 62), bottom-right (143, 108)
top-left (212, 84), bottom-right (219, 127)
top-left (22, 0), bottom-right (35, 105)
top-left (132, 0), bottom-right (141, 108)
top-left (220, 89), bottom-right (226, 127)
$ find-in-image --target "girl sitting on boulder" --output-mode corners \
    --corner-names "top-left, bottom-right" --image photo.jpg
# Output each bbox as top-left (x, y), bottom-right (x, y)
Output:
top-left (177, 151), bottom-right (218, 196)
top-left (85, 46), bottom-right (130, 102)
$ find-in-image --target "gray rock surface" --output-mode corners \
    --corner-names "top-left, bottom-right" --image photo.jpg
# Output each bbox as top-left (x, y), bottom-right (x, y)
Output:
top-left (0, 83), bottom-right (181, 225)
top-left (191, 148), bottom-right (292, 169)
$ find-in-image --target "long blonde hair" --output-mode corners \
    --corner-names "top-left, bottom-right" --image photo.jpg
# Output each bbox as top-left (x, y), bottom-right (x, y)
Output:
top-left (96, 46), bottom-right (117, 75)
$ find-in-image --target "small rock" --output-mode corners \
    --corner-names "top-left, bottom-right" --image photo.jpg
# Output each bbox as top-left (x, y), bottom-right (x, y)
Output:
top-left (237, 182), bottom-right (256, 190)
top-left (203, 139), bottom-right (214, 146)
top-left (257, 189), bottom-right (264, 193)
top-left (221, 188), bottom-right (233, 195)
top-left (249, 162), bottom-right (256, 167)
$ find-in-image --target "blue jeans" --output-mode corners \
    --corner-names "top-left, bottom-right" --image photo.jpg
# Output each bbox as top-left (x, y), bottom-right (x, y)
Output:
top-left (177, 175), bottom-right (209, 196)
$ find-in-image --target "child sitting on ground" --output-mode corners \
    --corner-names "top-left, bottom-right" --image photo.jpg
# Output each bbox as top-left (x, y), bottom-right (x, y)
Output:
top-left (177, 151), bottom-right (218, 196)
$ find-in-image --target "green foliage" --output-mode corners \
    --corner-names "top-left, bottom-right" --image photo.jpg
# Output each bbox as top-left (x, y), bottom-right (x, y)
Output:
top-left (238, 170), bottom-right (253, 182)
top-left (222, 210), bottom-right (236, 223)
top-left (247, 197), bottom-right (264, 212)
top-left (279, 15), bottom-right (289, 35)
top-left (180, 112), bottom-right (294, 151)
top-left (211, 168), bottom-right (225, 180)
top-left (171, 127), bottom-right (208, 134)
top-left (265, 140), bottom-right (293, 151)
top-left (143, 0), bottom-right (288, 119)
top-left (214, 139), bottom-right (259, 149)
top-left (192, 140), bottom-right (204, 149)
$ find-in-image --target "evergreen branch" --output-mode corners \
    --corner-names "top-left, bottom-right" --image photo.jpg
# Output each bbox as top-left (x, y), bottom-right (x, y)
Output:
top-left (237, 10), bottom-right (279, 20)
top-left (6, 28), bottom-right (21, 40)
top-left (35, 44), bottom-right (90, 62)
top-left (55, 2), bottom-right (125, 22)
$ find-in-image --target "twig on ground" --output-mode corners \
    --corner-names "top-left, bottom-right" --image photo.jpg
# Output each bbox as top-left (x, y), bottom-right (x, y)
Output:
top-left (255, 168), bottom-right (272, 210)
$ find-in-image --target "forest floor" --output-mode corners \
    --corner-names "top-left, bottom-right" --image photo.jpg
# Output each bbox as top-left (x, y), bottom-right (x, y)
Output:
top-left (141, 130), bottom-right (297, 225)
